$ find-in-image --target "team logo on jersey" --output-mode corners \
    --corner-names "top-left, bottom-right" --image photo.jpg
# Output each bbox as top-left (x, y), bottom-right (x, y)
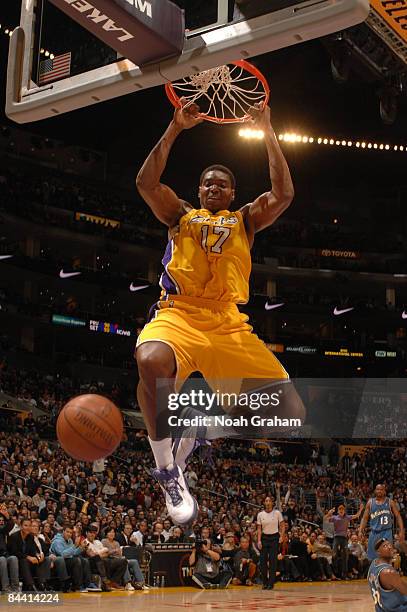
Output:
top-left (189, 214), bottom-right (239, 226)
top-left (189, 215), bottom-right (211, 224)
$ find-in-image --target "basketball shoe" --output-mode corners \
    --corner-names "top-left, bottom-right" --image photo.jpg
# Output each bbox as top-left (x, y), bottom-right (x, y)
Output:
top-left (152, 463), bottom-right (198, 525)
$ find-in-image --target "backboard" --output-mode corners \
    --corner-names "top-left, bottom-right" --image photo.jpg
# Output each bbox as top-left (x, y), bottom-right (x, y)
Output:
top-left (6, 0), bottom-right (370, 123)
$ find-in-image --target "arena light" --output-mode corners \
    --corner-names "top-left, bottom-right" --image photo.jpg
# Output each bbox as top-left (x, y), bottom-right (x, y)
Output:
top-left (275, 130), bottom-right (407, 153)
top-left (239, 128), bottom-right (264, 140)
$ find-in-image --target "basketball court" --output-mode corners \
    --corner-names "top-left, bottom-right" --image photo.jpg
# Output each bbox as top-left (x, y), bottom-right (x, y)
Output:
top-left (3, 582), bottom-right (374, 611)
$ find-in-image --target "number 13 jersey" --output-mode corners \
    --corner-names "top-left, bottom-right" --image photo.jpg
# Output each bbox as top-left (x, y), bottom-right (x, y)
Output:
top-left (370, 498), bottom-right (393, 533)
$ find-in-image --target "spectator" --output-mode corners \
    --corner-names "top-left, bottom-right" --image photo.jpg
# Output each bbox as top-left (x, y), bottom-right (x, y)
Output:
top-left (325, 503), bottom-right (363, 580)
top-left (7, 518), bottom-right (51, 591)
top-left (101, 527), bottom-right (146, 590)
top-left (131, 520), bottom-right (149, 546)
top-left (312, 533), bottom-right (336, 580)
top-left (162, 519), bottom-right (172, 542)
top-left (84, 526), bottom-right (126, 590)
top-left (232, 536), bottom-right (258, 586)
top-left (277, 533), bottom-right (300, 582)
top-left (49, 523), bottom-right (94, 592)
top-left (116, 523), bottom-right (137, 547)
top-left (0, 505), bottom-right (19, 593)
top-left (148, 522), bottom-right (165, 544)
top-left (288, 528), bottom-right (310, 581)
top-left (168, 527), bottom-right (185, 543)
top-left (347, 534), bottom-right (368, 578)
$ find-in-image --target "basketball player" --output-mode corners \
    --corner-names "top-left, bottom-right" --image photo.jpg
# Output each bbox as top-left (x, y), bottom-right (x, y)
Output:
top-left (367, 538), bottom-right (407, 611)
top-left (135, 99), bottom-right (304, 525)
top-left (359, 484), bottom-right (405, 562)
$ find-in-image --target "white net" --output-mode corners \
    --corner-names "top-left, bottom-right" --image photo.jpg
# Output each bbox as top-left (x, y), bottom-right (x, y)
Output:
top-left (166, 61), bottom-right (269, 123)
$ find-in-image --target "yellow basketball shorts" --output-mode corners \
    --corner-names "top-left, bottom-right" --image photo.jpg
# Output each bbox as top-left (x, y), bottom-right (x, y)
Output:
top-left (136, 295), bottom-right (288, 391)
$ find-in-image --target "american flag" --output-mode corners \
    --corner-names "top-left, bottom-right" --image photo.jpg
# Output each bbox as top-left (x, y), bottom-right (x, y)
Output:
top-left (39, 52), bottom-right (71, 85)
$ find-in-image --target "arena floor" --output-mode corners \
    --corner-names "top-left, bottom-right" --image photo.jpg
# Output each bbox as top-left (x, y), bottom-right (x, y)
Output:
top-left (3, 582), bottom-right (374, 611)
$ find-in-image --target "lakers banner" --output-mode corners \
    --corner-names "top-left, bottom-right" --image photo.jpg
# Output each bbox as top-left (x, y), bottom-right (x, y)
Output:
top-left (370, 0), bottom-right (407, 43)
top-left (75, 211), bottom-right (121, 229)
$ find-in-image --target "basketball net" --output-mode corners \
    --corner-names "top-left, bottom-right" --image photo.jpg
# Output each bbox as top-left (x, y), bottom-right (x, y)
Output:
top-left (165, 60), bottom-right (270, 124)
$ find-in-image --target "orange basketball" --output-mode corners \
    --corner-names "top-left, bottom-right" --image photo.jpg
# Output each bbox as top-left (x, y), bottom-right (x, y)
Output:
top-left (56, 394), bottom-right (123, 462)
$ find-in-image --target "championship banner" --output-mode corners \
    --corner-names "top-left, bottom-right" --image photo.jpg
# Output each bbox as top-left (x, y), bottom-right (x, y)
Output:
top-left (75, 211), bottom-right (121, 229)
top-left (370, 0), bottom-right (407, 44)
top-left (47, 0), bottom-right (185, 66)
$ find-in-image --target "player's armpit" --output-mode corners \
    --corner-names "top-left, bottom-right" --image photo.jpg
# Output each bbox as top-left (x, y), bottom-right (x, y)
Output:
top-left (379, 568), bottom-right (407, 594)
top-left (240, 189), bottom-right (294, 234)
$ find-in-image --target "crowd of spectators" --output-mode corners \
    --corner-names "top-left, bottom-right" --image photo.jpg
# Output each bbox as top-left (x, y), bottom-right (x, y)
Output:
top-left (2, 162), bottom-right (406, 272)
top-left (0, 412), bottom-right (406, 592)
top-left (0, 362), bottom-right (135, 421)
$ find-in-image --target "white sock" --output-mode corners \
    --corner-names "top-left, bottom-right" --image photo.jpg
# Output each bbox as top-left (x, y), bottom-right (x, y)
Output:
top-left (148, 437), bottom-right (174, 469)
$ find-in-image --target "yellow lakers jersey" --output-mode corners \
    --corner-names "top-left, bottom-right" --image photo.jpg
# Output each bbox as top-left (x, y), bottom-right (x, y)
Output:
top-left (160, 208), bottom-right (251, 304)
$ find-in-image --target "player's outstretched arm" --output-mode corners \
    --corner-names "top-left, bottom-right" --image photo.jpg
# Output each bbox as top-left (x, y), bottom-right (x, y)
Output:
top-left (359, 499), bottom-right (371, 537)
top-left (391, 499), bottom-right (405, 541)
top-left (379, 568), bottom-right (407, 595)
top-left (240, 103), bottom-right (294, 234)
top-left (136, 99), bottom-right (203, 227)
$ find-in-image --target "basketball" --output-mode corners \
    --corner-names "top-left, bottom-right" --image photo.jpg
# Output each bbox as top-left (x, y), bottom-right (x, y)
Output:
top-left (56, 394), bottom-right (123, 462)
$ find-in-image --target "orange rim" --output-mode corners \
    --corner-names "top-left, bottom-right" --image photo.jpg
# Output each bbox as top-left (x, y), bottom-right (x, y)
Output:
top-left (165, 59), bottom-right (270, 124)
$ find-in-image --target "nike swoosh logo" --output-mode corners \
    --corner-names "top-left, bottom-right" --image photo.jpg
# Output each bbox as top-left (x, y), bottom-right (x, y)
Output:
top-left (129, 283), bottom-right (149, 292)
top-left (333, 307), bottom-right (354, 315)
top-left (265, 302), bottom-right (284, 311)
top-left (0, 255), bottom-right (13, 260)
top-left (402, 311), bottom-right (407, 320)
top-left (59, 269), bottom-right (82, 279)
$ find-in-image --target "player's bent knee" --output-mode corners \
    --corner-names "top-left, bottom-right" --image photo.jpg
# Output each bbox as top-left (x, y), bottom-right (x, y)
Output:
top-left (136, 341), bottom-right (177, 380)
